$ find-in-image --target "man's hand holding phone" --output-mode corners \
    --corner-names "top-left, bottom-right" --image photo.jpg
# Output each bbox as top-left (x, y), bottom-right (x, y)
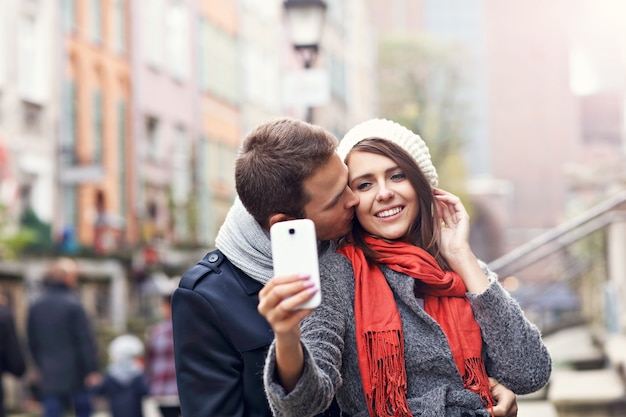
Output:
top-left (270, 219), bottom-right (321, 310)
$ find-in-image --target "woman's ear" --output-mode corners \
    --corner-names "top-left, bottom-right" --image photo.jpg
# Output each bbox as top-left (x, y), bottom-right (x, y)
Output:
top-left (268, 213), bottom-right (297, 229)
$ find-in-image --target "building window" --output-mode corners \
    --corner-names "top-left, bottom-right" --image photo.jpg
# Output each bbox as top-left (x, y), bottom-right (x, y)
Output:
top-left (145, 116), bottom-right (161, 161)
top-left (91, 0), bottom-right (103, 44)
top-left (172, 126), bottom-right (191, 242)
top-left (62, 80), bottom-right (79, 164)
top-left (225, 145), bottom-right (236, 189)
top-left (117, 100), bottom-right (127, 217)
top-left (242, 0), bottom-right (279, 20)
top-left (206, 140), bottom-right (218, 183)
top-left (144, 0), bottom-right (164, 68)
top-left (62, 185), bottom-right (78, 231)
top-left (196, 135), bottom-right (212, 244)
top-left (242, 43), bottom-right (280, 110)
top-left (172, 126), bottom-right (191, 205)
top-left (218, 143), bottom-right (227, 181)
top-left (62, 0), bottom-right (76, 33)
top-left (22, 101), bottom-right (43, 133)
top-left (113, 0), bottom-right (126, 53)
top-left (18, 14), bottom-right (46, 103)
top-left (166, 3), bottom-right (190, 81)
top-left (198, 17), bottom-right (209, 91)
top-left (204, 21), bottom-right (239, 103)
top-left (93, 91), bottom-right (103, 164)
top-left (329, 53), bottom-right (346, 103)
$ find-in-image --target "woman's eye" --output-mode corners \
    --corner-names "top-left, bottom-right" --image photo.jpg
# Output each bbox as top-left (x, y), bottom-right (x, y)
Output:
top-left (356, 182), bottom-right (372, 191)
top-left (391, 172), bottom-right (406, 181)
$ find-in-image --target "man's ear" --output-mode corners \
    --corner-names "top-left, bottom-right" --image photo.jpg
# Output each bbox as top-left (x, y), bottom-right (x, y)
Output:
top-left (268, 213), bottom-right (296, 229)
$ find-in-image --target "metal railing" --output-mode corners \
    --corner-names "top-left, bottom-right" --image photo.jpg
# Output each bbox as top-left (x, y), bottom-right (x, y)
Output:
top-left (488, 190), bottom-right (626, 416)
top-left (488, 190), bottom-right (626, 335)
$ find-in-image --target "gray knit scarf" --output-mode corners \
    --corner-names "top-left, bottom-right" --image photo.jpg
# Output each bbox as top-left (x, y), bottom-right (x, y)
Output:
top-left (215, 198), bottom-right (274, 285)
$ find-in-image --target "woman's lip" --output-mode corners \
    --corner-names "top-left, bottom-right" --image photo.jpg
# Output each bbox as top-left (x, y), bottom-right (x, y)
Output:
top-left (374, 206), bottom-right (404, 218)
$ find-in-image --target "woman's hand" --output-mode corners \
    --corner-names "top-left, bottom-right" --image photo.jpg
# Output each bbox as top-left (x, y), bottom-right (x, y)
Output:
top-left (257, 273), bottom-right (319, 391)
top-left (434, 188), bottom-right (471, 259)
top-left (434, 188), bottom-right (489, 293)
top-left (258, 273), bottom-right (317, 336)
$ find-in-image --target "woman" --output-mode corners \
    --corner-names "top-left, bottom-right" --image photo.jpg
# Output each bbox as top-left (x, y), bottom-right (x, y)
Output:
top-left (258, 119), bottom-right (551, 417)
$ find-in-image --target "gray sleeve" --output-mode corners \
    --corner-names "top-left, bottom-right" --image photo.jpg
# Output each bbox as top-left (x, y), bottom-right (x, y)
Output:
top-left (263, 252), bottom-right (349, 417)
top-left (264, 342), bottom-right (339, 417)
top-left (468, 263), bottom-right (552, 394)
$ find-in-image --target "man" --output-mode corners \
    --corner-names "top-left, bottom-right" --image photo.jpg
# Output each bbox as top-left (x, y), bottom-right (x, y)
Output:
top-left (0, 292), bottom-right (26, 417)
top-left (27, 258), bottom-right (100, 417)
top-left (172, 118), bottom-right (518, 416)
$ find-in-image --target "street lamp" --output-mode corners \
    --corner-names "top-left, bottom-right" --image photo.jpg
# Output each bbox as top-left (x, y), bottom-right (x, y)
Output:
top-left (283, 0), bottom-right (327, 123)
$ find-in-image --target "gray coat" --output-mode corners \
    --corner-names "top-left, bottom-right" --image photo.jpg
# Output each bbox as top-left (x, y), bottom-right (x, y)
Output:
top-left (264, 250), bottom-right (552, 417)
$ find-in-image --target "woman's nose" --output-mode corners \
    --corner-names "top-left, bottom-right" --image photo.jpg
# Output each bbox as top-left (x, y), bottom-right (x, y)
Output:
top-left (376, 185), bottom-right (394, 201)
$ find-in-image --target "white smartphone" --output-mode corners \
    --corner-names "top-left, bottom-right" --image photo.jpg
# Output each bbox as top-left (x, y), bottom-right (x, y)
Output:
top-left (270, 219), bottom-right (321, 309)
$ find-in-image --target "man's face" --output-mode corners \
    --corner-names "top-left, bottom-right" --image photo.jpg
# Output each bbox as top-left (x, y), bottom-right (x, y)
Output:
top-left (302, 153), bottom-right (359, 241)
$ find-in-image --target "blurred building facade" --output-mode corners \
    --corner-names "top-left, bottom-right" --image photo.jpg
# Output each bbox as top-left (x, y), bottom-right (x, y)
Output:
top-left (0, 0), bottom-right (377, 261)
top-left (0, 0), bottom-right (59, 237)
top-left (2, 0), bottom-right (624, 266)
top-left (59, 0), bottom-right (134, 253)
top-left (130, 0), bottom-right (201, 249)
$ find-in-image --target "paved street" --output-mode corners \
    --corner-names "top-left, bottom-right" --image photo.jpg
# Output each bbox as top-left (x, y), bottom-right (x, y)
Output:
top-left (8, 398), bottom-right (163, 417)
top-left (92, 398), bottom-right (162, 417)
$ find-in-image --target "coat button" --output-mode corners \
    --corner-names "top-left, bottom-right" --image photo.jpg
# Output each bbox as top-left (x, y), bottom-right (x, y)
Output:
top-left (208, 253), bottom-right (219, 263)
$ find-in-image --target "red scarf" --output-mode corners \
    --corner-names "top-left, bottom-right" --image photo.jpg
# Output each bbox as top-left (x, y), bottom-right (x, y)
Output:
top-left (338, 236), bottom-right (494, 416)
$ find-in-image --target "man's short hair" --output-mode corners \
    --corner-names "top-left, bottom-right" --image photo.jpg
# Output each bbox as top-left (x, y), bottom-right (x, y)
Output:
top-left (235, 117), bottom-right (338, 229)
top-left (46, 257), bottom-right (79, 284)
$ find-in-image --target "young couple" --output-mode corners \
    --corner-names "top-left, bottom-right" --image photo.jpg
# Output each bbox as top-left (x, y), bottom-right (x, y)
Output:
top-left (172, 117), bottom-right (551, 417)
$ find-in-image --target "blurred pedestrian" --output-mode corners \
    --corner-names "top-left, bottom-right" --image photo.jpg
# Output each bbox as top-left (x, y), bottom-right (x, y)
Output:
top-left (27, 257), bottom-right (100, 417)
top-left (92, 334), bottom-right (149, 417)
top-left (0, 292), bottom-right (26, 417)
top-left (145, 293), bottom-right (180, 417)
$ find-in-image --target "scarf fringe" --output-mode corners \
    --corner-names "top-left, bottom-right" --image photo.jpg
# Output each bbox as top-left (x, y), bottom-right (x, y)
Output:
top-left (343, 239), bottom-right (494, 417)
top-left (364, 330), bottom-right (413, 417)
top-left (463, 357), bottom-right (495, 415)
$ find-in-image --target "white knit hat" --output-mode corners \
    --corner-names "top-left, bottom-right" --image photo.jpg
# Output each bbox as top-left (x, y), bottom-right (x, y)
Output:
top-left (108, 334), bottom-right (144, 362)
top-left (338, 118), bottom-right (439, 187)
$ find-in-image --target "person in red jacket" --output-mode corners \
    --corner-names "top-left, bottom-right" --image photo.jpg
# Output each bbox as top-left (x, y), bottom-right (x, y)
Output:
top-left (145, 293), bottom-right (180, 417)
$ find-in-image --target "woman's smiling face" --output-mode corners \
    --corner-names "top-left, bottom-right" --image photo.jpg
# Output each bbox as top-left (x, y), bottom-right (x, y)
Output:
top-left (346, 150), bottom-right (419, 240)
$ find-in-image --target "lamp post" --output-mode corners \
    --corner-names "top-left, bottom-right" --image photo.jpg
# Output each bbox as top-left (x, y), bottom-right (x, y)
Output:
top-left (283, 0), bottom-right (327, 123)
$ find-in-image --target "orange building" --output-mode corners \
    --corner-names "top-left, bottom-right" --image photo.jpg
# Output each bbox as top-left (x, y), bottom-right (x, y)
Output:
top-left (59, 0), bottom-right (135, 253)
